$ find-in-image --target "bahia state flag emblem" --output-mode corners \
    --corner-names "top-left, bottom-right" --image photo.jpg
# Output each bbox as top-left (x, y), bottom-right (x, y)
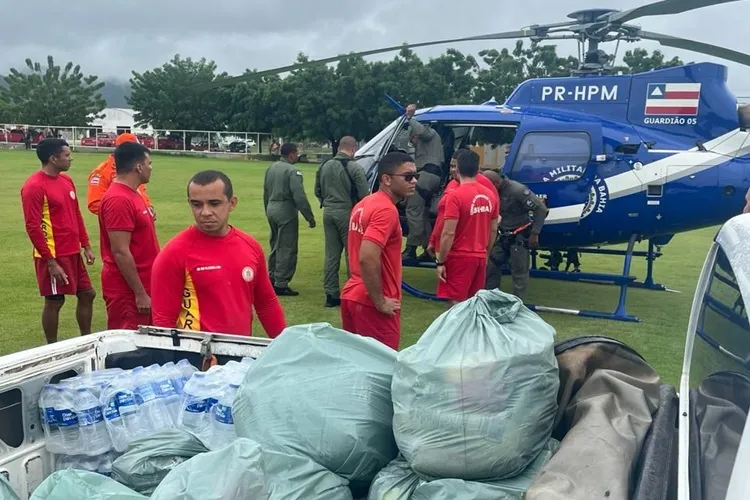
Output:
top-left (644, 83), bottom-right (701, 116)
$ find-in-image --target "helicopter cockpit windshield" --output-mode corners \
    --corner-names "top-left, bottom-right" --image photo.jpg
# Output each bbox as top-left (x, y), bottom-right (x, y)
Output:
top-left (355, 117), bottom-right (402, 158)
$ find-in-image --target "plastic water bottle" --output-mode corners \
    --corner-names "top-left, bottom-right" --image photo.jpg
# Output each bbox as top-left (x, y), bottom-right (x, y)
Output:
top-left (179, 372), bottom-right (211, 439)
top-left (100, 374), bottom-right (144, 452)
top-left (131, 366), bottom-right (170, 432)
top-left (176, 359), bottom-right (198, 385)
top-left (209, 383), bottom-right (239, 450)
top-left (55, 386), bottom-right (83, 455)
top-left (162, 361), bottom-right (186, 394)
top-left (39, 385), bottom-right (64, 454)
top-left (55, 454), bottom-right (100, 474)
top-left (75, 387), bottom-right (111, 455)
top-left (146, 364), bottom-right (180, 425)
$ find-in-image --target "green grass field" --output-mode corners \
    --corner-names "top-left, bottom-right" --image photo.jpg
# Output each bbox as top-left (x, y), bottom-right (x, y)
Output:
top-left (0, 148), bottom-right (717, 384)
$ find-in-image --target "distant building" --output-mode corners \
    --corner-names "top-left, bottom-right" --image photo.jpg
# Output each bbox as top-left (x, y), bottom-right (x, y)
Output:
top-left (87, 108), bottom-right (153, 134)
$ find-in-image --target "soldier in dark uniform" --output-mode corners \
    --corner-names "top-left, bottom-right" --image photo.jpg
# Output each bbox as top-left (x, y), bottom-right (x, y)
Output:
top-left (402, 103), bottom-right (444, 262)
top-left (263, 142), bottom-right (316, 296)
top-left (314, 135), bottom-right (369, 307)
top-left (482, 169), bottom-right (548, 299)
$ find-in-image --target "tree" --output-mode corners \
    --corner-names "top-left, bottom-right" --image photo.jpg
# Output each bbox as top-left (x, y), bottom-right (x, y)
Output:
top-left (615, 48), bottom-right (685, 73)
top-left (474, 41), bottom-right (578, 103)
top-left (128, 54), bottom-right (230, 131)
top-left (0, 56), bottom-right (106, 126)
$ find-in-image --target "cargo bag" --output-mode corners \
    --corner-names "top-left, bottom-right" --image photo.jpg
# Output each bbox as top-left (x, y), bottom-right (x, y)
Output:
top-left (410, 437), bottom-right (560, 500)
top-left (367, 455), bottom-right (421, 500)
top-left (392, 289), bottom-right (559, 481)
top-left (151, 438), bottom-right (353, 500)
top-left (233, 323), bottom-right (399, 487)
top-left (369, 438), bottom-right (559, 500)
top-left (525, 336), bottom-right (664, 500)
top-left (29, 469), bottom-right (146, 500)
top-left (0, 475), bottom-right (19, 500)
top-left (110, 428), bottom-right (208, 495)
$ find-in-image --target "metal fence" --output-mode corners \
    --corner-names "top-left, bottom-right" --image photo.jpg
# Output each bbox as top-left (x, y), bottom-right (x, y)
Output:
top-left (0, 124), bottom-right (277, 156)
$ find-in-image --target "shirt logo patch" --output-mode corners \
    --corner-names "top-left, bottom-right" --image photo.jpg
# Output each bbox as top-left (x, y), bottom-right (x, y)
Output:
top-left (90, 176), bottom-right (100, 185)
top-left (349, 207), bottom-right (365, 234)
top-left (469, 194), bottom-right (493, 215)
top-left (69, 190), bottom-right (76, 200)
top-left (242, 266), bottom-right (255, 282)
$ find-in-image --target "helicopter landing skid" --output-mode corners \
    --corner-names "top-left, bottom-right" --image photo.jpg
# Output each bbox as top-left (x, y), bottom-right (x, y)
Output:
top-left (533, 238), bottom-right (672, 293)
top-left (401, 233), bottom-right (648, 322)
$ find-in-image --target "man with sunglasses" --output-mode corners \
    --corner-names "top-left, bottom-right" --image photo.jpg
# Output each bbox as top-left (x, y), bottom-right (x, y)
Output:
top-left (340, 151), bottom-right (418, 350)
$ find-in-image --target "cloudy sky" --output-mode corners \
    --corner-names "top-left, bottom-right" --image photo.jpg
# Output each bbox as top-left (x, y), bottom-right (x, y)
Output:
top-left (1, 0), bottom-right (748, 94)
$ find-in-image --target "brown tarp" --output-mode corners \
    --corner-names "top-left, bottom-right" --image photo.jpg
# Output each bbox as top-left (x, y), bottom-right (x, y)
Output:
top-left (525, 337), bottom-right (663, 500)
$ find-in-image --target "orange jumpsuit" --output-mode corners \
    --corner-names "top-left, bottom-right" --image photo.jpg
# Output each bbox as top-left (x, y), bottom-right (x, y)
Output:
top-left (87, 155), bottom-right (153, 216)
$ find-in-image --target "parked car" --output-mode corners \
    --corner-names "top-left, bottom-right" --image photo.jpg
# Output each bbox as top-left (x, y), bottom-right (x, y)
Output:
top-left (80, 133), bottom-right (117, 148)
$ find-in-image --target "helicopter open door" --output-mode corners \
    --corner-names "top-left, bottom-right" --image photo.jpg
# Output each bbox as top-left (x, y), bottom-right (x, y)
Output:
top-left (356, 113), bottom-right (410, 191)
top-left (504, 122), bottom-right (604, 226)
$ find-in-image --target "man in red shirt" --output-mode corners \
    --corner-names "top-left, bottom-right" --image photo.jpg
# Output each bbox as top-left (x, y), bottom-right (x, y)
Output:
top-left (20, 138), bottom-right (96, 343)
top-left (435, 149), bottom-right (499, 305)
top-left (340, 151), bottom-right (417, 350)
top-left (98, 141), bottom-right (160, 330)
top-left (150, 170), bottom-right (286, 338)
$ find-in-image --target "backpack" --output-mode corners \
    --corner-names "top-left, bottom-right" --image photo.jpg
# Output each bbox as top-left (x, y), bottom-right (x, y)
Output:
top-left (319, 157), bottom-right (359, 206)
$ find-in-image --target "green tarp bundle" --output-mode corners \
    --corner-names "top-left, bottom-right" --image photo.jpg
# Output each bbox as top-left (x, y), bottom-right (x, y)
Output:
top-left (392, 289), bottom-right (560, 481)
top-left (233, 323), bottom-right (399, 487)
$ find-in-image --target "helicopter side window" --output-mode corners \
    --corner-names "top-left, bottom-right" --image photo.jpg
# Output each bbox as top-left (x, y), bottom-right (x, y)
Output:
top-left (511, 131), bottom-right (591, 184)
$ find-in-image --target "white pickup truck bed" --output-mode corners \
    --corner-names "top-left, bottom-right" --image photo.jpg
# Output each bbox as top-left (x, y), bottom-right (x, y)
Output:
top-left (1, 213), bottom-right (750, 499)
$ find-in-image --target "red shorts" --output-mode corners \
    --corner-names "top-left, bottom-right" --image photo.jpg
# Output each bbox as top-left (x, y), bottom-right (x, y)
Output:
top-left (340, 299), bottom-right (400, 350)
top-left (34, 254), bottom-right (92, 297)
top-left (103, 292), bottom-right (152, 330)
top-left (436, 255), bottom-right (487, 302)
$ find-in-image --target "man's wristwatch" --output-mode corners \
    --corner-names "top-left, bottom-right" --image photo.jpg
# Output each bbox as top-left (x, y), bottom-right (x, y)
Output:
top-left (435, 259), bottom-right (445, 266)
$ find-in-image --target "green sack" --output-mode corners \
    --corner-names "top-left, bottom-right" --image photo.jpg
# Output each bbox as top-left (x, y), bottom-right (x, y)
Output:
top-left (410, 438), bottom-right (561, 500)
top-left (110, 428), bottom-right (208, 495)
top-left (234, 323), bottom-right (399, 487)
top-left (367, 455), bottom-right (421, 500)
top-left (151, 438), bottom-right (353, 500)
top-left (262, 445), bottom-right (353, 500)
top-left (150, 438), bottom-right (268, 499)
top-left (392, 290), bottom-right (560, 481)
top-left (0, 474), bottom-right (20, 500)
top-left (30, 470), bottom-right (145, 500)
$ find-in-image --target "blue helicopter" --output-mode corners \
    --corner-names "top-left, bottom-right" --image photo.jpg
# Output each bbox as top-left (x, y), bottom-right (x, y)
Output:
top-left (210, 0), bottom-right (750, 322)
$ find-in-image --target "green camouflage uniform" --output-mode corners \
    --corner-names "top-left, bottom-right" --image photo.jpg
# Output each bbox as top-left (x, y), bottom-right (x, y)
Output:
top-left (314, 152), bottom-right (370, 299)
top-left (405, 118), bottom-right (443, 249)
top-left (263, 158), bottom-right (316, 289)
top-left (485, 179), bottom-right (548, 299)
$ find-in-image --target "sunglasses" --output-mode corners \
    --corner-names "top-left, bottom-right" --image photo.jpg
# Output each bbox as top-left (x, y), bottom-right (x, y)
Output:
top-left (389, 172), bottom-right (419, 182)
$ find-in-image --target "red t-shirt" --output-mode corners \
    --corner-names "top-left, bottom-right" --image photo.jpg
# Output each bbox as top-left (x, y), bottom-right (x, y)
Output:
top-left (442, 181), bottom-right (499, 258)
top-left (429, 179), bottom-right (459, 251)
top-left (98, 182), bottom-right (160, 294)
top-left (150, 225), bottom-right (286, 338)
top-left (20, 171), bottom-right (90, 260)
top-left (341, 191), bottom-right (403, 308)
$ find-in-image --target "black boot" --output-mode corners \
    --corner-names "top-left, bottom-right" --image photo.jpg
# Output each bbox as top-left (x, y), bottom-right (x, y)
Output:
top-left (274, 286), bottom-right (299, 296)
top-left (324, 295), bottom-right (341, 307)
top-left (402, 246), bottom-right (417, 262)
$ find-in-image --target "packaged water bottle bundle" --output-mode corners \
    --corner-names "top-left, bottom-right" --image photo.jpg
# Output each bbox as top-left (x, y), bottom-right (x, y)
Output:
top-left (39, 356), bottom-right (255, 473)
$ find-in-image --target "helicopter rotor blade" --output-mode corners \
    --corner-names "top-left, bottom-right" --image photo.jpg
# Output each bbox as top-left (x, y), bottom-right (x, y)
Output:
top-left (200, 29), bottom-right (538, 90)
top-left (637, 30), bottom-right (750, 67)
top-left (604, 0), bottom-right (741, 25)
